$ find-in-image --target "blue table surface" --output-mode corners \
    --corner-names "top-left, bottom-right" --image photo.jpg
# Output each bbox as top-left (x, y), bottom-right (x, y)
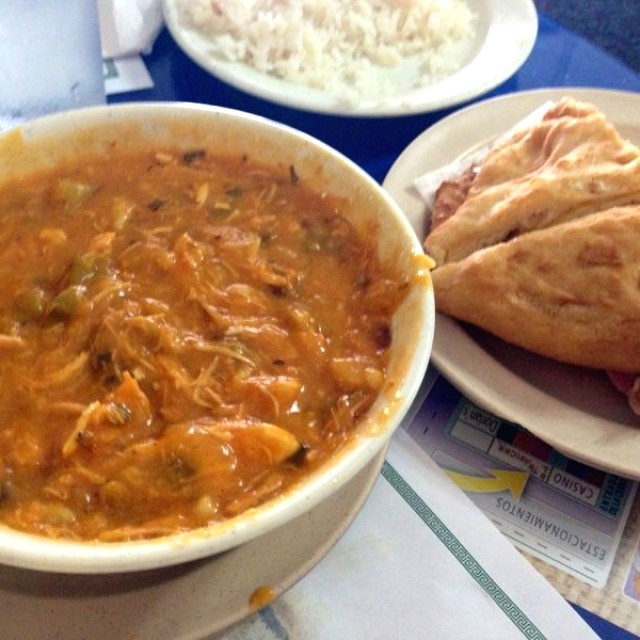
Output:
top-left (110, 12), bottom-right (640, 640)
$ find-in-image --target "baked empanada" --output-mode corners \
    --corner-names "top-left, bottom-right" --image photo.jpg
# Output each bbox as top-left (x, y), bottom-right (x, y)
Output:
top-left (425, 97), bottom-right (640, 382)
top-left (426, 98), bottom-right (640, 265)
top-left (431, 206), bottom-right (640, 372)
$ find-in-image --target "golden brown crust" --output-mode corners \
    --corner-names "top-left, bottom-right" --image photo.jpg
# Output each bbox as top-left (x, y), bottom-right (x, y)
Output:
top-left (431, 206), bottom-right (640, 372)
top-left (425, 97), bottom-right (640, 266)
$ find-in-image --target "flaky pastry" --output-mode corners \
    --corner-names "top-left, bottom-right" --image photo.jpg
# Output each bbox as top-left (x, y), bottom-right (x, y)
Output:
top-left (425, 97), bottom-right (640, 374)
top-left (426, 98), bottom-right (640, 265)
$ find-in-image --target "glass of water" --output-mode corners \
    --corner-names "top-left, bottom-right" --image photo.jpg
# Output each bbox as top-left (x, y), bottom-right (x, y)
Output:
top-left (0, 0), bottom-right (106, 130)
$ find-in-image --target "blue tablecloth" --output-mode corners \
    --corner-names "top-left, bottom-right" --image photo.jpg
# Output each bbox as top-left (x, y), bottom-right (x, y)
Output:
top-left (110, 13), bottom-right (640, 640)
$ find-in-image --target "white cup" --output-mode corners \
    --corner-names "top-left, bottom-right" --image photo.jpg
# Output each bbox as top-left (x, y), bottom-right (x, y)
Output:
top-left (0, 0), bottom-right (106, 130)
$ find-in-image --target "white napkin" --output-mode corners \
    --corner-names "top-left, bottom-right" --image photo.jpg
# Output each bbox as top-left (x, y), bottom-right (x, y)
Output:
top-left (98, 0), bottom-right (164, 58)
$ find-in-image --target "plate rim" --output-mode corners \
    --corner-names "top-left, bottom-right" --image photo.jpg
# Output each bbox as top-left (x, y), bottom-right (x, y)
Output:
top-left (383, 86), bottom-right (640, 479)
top-left (161, 0), bottom-right (538, 117)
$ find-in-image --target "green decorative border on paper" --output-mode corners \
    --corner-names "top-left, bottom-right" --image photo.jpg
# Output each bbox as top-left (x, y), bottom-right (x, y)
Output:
top-left (381, 461), bottom-right (547, 640)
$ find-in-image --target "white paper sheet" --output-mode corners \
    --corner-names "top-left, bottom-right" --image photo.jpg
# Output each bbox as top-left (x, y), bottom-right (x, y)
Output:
top-left (217, 429), bottom-right (598, 639)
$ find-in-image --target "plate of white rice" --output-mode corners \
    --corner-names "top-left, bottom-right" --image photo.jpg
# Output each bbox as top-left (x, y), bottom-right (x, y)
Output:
top-left (162, 0), bottom-right (538, 116)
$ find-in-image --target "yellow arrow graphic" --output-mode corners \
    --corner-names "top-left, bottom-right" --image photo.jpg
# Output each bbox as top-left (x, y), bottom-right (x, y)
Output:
top-left (445, 468), bottom-right (530, 500)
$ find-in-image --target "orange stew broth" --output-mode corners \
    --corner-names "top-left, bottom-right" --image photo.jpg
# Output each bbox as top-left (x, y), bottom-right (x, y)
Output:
top-left (0, 148), bottom-right (409, 541)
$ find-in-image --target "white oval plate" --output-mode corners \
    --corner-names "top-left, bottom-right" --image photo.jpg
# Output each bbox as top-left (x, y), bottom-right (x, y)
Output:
top-left (384, 88), bottom-right (640, 479)
top-left (162, 0), bottom-right (538, 117)
top-left (0, 450), bottom-right (384, 640)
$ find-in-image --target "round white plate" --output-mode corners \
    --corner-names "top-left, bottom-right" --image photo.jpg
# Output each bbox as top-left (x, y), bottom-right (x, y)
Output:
top-left (383, 88), bottom-right (640, 479)
top-left (162, 0), bottom-right (538, 117)
top-left (0, 450), bottom-right (384, 640)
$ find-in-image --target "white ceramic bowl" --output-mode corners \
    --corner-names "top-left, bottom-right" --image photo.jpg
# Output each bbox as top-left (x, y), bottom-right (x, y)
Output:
top-left (0, 103), bottom-right (434, 573)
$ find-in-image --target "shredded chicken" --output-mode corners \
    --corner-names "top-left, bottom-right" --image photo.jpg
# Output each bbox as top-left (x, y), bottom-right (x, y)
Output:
top-left (0, 147), bottom-right (408, 541)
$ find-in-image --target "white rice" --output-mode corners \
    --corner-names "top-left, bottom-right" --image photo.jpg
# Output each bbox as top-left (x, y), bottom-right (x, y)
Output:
top-left (176, 0), bottom-right (476, 103)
